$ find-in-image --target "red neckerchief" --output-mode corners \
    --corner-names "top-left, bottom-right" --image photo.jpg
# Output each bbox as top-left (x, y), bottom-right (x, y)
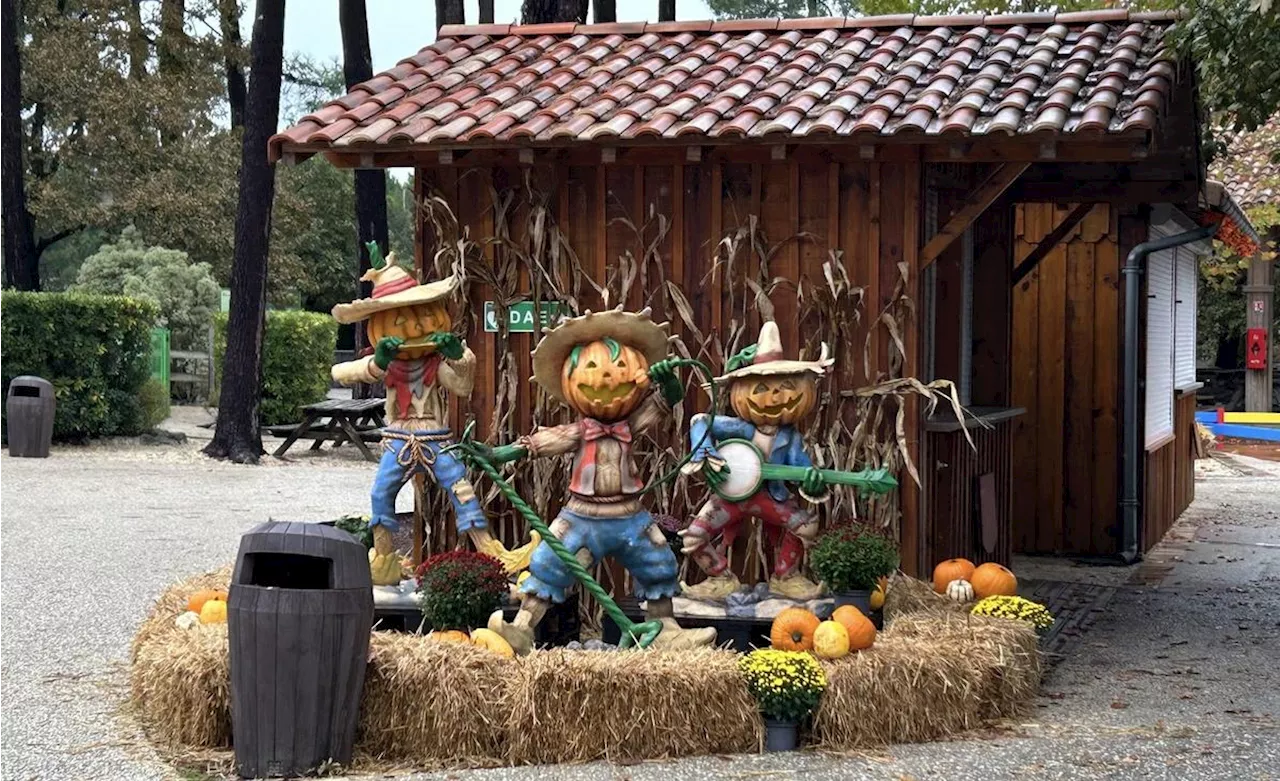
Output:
top-left (383, 354), bottom-right (442, 419)
top-left (570, 418), bottom-right (641, 496)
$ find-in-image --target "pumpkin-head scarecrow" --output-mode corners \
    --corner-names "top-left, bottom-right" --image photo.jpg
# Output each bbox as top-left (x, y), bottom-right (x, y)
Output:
top-left (680, 320), bottom-right (834, 601)
top-left (331, 247), bottom-right (532, 585)
top-left (472, 307), bottom-right (717, 654)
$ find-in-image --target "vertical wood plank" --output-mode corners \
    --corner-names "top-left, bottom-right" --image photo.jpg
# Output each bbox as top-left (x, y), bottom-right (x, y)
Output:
top-left (709, 161), bottom-right (723, 346)
top-left (1011, 203), bottom-right (1040, 553)
top-left (670, 163), bottom-right (685, 345)
top-left (900, 157), bottom-right (921, 575)
top-left (1091, 207), bottom-right (1121, 554)
top-left (1036, 204), bottom-right (1067, 553)
top-left (1063, 231), bottom-right (1096, 553)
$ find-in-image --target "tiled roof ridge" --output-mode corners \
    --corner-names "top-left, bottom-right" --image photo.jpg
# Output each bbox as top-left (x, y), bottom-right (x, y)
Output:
top-left (437, 9), bottom-right (1182, 39)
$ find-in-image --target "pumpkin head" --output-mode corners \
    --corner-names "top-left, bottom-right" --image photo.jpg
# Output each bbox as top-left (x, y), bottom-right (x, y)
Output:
top-left (770, 607), bottom-right (820, 652)
top-left (729, 373), bottom-right (817, 427)
top-left (366, 301), bottom-right (452, 360)
top-left (813, 620), bottom-right (851, 660)
top-left (560, 338), bottom-right (651, 420)
top-left (932, 557), bottom-right (976, 593)
top-left (831, 604), bottom-right (876, 651)
top-left (970, 563), bottom-right (1018, 599)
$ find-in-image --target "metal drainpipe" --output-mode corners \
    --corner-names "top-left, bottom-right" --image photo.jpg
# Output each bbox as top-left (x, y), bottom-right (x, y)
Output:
top-left (1119, 221), bottom-right (1219, 563)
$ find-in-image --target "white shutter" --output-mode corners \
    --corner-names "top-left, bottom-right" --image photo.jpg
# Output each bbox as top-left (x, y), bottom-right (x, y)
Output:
top-left (1145, 226), bottom-right (1175, 446)
top-left (1174, 248), bottom-right (1198, 389)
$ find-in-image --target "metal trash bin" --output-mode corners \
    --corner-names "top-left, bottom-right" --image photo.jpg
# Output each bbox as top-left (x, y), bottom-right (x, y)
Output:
top-left (6, 376), bottom-right (55, 458)
top-left (228, 522), bottom-right (373, 778)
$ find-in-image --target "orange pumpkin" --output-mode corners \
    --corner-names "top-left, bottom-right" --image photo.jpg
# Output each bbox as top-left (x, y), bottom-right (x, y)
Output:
top-left (831, 604), bottom-right (876, 651)
top-left (729, 373), bottom-right (817, 427)
top-left (367, 301), bottom-right (452, 360)
top-left (187, 589), bottom-right (228, 614)
top-left (560, 338), bottom-right (650, 420)
top-left (970, 563), bottom-right (1018, 599)
top-left (769, 607), bottom-right (820, 652)
top-left (429, 630), bottom-right (472, 644)
top-left (932, 558), bottom-right (976, 593)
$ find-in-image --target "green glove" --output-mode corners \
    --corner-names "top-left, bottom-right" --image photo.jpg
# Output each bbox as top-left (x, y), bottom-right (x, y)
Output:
top-left (429, 331), bottom-right (465, 361)
top-left (469, 441), bottom-right (528, 466)
top-left (800, 467), bottom-right (827, 499)
top-left (373, 336), bottom-right (404, 371)
top-left (647, 359), bottom-right (685, 406)
top-left (702, 458), bottom-right (730, 489)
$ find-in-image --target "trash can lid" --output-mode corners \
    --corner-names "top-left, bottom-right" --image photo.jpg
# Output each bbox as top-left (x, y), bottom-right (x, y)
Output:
top-left (8, 376), bottom-right (53, 394)
top-left (233, 521), bottom-right (373, 590)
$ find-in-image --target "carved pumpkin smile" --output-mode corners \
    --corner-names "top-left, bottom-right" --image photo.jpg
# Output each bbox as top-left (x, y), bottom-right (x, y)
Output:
top-left (747, 395), bottom-right (803, 416)
top-left (577, 382), bottom-right (637, 403)
top-left (367, 302), bottom-right (452, 359)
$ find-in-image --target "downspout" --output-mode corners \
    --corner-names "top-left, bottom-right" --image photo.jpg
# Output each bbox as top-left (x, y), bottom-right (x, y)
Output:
top-left (1119, 221), bottom-right (1219, 563)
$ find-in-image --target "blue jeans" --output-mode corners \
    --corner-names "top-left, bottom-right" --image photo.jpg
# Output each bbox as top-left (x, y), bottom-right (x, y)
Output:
top-left (520, 508), bottom-right (679, 604)
top-left (370, 429), bottom-right (485, 533)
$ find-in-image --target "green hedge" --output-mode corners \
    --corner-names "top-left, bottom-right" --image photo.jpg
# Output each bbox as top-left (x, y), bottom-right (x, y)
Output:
top-left (1, 291), bottom-right (159, 440)
top-left (214, 310), bottom-right (336, 427)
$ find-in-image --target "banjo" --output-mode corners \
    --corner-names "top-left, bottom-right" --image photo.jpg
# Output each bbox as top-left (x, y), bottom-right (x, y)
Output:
top-left (704, 438), bottom-right (899, 502)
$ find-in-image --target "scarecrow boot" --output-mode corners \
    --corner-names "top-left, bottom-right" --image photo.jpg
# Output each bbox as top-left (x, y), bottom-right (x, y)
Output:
top-left (767, 523), bottom-right (824, 600)
top-left (644, 598), bottom-right (717, 650)
top-left (678, 522), bottom-right (742, 601)
top-left (369, 524), bottom-right (405, 586)
top-left (487, 596), bottom-right (549, 656)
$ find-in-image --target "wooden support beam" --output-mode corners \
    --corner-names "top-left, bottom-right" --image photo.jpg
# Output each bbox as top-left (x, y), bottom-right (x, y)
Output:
top-left (921, 162), bottom-right (1029, 268)
top-left (1014, 178), bottom-right (1198, 204)
top-left (1011, 203), bottom-right (1095, 286)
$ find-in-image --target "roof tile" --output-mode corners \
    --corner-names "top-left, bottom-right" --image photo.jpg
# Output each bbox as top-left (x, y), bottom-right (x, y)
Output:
top-left (271, 15), bottom-right (1183, 159)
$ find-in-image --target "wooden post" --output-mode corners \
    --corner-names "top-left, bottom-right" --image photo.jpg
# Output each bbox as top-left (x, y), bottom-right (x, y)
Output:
top-left (1244, 251), bottom-right (1274, 413)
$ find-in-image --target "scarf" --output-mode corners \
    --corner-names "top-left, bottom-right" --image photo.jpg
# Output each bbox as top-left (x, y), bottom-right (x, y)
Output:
top-left (383, 354), bottom-right (442, 419)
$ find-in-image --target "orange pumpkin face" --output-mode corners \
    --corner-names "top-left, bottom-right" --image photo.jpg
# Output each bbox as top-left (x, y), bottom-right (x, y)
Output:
top-left (561, 338), bottom-right (650, 420)
top-left (729, 373), bottom-right (817, 427)
top-left (970, 563), bottom-right (1018, 599)
top-left (367, 302), bottom-right (452, 360)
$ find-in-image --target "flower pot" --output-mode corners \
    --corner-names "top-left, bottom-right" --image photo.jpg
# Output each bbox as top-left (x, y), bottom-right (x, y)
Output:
top-left (763, 718), bottom-right (799, 752)
top-left (832, 589), bottom-right (872, 616)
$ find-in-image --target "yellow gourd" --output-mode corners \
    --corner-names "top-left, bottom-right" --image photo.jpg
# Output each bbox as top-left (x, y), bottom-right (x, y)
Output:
top-left (199, 599), bottom-right (228, 624)
top-left (812, 620), bottom-right (851, 659)
top-left (470, 628), bottom-right (515, 658)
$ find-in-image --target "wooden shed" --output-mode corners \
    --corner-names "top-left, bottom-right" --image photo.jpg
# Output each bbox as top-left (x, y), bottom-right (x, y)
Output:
top-left (272, 11), bottom-right (1257, 575)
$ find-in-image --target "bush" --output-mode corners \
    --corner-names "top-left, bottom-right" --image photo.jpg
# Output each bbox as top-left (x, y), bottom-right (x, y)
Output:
top-left (809, 525), bottom-right (900, 593)
top-left (1, 291), bottom-right (158, 440)
top-left (415, 551), bottom-right (508, 632)
top-left (139, 378), bottom-right (172, 429)
top-left (71, 227), bottom-right (219, 351)
top-left (213, 310), bottom-right (336, 427)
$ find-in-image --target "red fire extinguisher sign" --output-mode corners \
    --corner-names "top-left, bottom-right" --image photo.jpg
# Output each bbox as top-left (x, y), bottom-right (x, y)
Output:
top-left (1246, 328), bottom-right (1268, 370)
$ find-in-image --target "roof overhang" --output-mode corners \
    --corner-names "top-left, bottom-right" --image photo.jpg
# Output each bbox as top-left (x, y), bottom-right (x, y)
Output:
top-left (1200, 179), bottom-right (1264, 256)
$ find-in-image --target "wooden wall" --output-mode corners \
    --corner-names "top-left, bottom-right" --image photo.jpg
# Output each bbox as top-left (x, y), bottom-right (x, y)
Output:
top-left (1011, 202), bottom-right (1123, 556)
top-left (1144, 390), bottom-right (1198, 548)
top-left (919, 422), bottom-right (1015, 567)
top-left (413, 147), bottom-right (933, 573)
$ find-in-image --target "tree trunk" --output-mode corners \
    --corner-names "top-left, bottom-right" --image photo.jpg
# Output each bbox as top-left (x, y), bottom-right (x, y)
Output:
top-left (158, 0), bottom-right (187, 76)
top-left (522, 0), bottom-right (586, 24)
top-left (593, 0), bottom-right (615, 23)
top-left (218, 0), bottom-right (247, 129)
top-left (1, 0), bottom-right (37, 290)
top-left (340, 0), bottom-right (388, 399)
top-left (204, 0), bottom-right (286, 464)
top-left (478, 0), bottom-right (494, 23)
top-left (806, 0), bottom-right (817, 17)
top-left (658, 0), bottom-right (674, 22)
top-left (126, 0), bottom-right (149, 80)
top-left (436, 0), bottom-right (464, 30)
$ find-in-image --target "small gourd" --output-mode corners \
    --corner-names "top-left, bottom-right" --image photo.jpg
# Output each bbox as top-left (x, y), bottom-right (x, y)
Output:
top-left (869, 576), bottom-right (888, 611)
top-left (199, 599), bottom-right (228, 624)
top-left (770, 607), bottom-right (821, 652)
top-left (188, 589), bottom-right (228, 614)
top-left (945, 579), bottom-right (975, 603)
top-left (831, 604), bottom-right (876, 651)
top-left (812, 620), bottom-right (851, 660)
top-left (470, 628), bottom-right (515, 658)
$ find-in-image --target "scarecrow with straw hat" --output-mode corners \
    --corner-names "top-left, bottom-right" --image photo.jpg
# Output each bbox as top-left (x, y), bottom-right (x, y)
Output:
top-left (679, 321), bottom-right (834, 601)
top-left (466, 307), bottom-right (717, 654)
top-left (331, 245), bottom-right (534, 586)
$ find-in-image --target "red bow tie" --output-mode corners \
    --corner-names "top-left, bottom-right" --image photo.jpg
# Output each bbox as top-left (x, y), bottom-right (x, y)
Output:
top-left (581, 418), bottom-right (632, 443)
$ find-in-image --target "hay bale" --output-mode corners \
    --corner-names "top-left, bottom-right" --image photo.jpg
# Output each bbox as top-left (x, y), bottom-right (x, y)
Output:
top-left (356, 632), bottom-right (512, 766)
top-left (812, 612), bottom-right (1040, 749)
top-left (882, 572), bottom-right (965, 622)
top-left (504, 648), bottom-right (762, 764)
top-left (130, 570), bottom-right (234, 748)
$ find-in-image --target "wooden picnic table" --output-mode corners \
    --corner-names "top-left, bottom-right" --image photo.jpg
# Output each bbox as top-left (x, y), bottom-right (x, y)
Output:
top-left (270, 398), bottom-right (387, 462)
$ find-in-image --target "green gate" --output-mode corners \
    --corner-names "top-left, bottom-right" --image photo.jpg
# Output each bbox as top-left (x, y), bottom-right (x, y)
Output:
top-left (150, 327), bottom-right (170, 389)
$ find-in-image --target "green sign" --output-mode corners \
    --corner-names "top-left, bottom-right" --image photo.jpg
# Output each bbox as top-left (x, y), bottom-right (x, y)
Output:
top-left (220, 288), bottom-right (231, 312)
top-left (483, 301), bottom-right (565, 333)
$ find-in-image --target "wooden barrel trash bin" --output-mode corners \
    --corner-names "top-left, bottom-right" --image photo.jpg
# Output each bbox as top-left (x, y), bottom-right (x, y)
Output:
top-left (6, 376), bottom-right (55, 457)
top-left (228, 521), bottom-right (373, 778)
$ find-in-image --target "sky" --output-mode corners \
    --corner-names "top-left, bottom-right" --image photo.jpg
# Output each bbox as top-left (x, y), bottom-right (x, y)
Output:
top-left (258, 0), bottom-right (716, 73)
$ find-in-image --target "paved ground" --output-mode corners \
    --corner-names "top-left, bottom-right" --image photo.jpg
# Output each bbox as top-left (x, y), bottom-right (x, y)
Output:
top-left (2, 415), bottom-right (1279, 780)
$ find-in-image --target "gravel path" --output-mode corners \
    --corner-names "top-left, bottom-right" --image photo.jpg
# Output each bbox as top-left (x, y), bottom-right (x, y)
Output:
top-left (2, 436), bottom-right (1278, 780)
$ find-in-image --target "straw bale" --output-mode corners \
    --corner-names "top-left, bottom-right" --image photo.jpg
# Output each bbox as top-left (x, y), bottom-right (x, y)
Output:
top-left (357, 632), bottom-right (513, 766)
top-left (812, 611), bottom-right (1040, 749)
top-left (129, 569), bottom-right (233, 748)
top-left (882, 572), bottom-right (966, 622)
top-left (504, 648), bottom-right (762, 765)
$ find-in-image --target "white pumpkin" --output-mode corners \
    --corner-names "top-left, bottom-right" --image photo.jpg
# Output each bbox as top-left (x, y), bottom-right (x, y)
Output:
top-left (946, 579), bottom-right (975, 603)
top-left (175, 610), bottom-right (201, 630)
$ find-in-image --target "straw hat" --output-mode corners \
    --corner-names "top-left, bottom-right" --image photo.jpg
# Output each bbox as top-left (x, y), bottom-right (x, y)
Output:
top-left (531, 307), bottom-right (671, 405)
top-left (714, 321), bottom-right (833, 383)
top-left (331, 256), bottom-right (457, 324)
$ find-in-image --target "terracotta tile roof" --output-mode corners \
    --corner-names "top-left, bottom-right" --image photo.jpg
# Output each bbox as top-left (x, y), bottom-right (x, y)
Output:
top-left (270, 11), bottom-right (1181, 161)
top-left (1209, 113), bottom-right (1280, 211)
